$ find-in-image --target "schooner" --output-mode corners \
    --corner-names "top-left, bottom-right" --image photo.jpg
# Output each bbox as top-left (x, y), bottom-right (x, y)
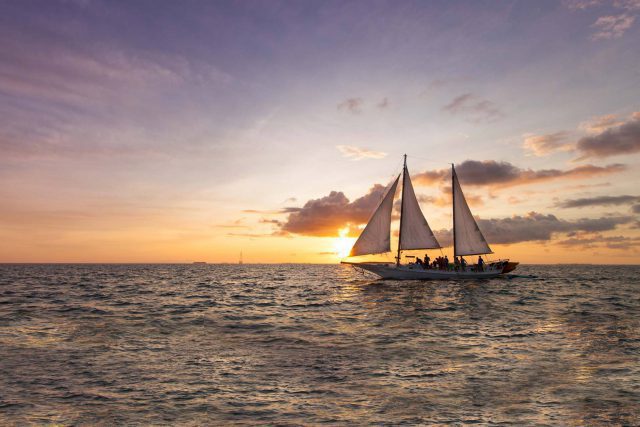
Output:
top-left (342, 155), bottom-right (518, 279)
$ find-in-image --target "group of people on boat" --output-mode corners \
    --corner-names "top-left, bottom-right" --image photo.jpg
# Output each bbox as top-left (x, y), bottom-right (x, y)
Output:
top-left (414, 253), bottom-right (485, 272)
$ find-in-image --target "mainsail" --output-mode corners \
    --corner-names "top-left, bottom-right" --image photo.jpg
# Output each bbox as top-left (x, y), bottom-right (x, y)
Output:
top-left (349, 175), bottom-right (400, 257)
top-left (399, 168), bottom-right (441, 250)
top-left (452, 166), bottom-right (492, 256)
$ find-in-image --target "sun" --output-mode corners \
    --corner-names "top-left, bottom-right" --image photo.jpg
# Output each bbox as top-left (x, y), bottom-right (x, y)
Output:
top-left (333, 227), bottom-right (356, 258)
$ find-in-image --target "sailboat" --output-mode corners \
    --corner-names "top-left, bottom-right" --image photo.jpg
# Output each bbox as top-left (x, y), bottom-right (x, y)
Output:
top-left (342, 155), bottom-right (518, 279)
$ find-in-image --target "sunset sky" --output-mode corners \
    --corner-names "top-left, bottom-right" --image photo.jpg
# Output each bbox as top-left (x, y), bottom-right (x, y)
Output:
top-left (1, 0), bottom-right (639, 263)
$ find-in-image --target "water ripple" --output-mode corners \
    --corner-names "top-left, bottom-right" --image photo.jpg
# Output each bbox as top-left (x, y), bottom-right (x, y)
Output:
top-left (0, 264), bottom-right (639, 424)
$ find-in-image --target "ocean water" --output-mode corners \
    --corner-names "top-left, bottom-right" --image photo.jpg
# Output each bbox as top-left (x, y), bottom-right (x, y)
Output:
top-left (0, 264), bottom-right (639, 425)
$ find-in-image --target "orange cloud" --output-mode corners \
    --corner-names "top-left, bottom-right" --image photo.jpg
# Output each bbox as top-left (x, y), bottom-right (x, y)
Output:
top-left (522, 131), bottom-right (572, 156)
top-left (279, 184), bottom-right (389, 237)
top-left (336, 145), bottom-right (387, 160)
top-left (579, 114), bottom-right (625, 134)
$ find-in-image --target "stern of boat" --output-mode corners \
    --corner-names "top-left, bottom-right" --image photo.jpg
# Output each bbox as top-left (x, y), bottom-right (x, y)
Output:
top-left (501, 261), bottom-right (519, 274)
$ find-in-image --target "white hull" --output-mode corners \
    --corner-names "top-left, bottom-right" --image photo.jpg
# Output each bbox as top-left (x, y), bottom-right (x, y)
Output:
top-left (343, 261), bottom-right (510, 280)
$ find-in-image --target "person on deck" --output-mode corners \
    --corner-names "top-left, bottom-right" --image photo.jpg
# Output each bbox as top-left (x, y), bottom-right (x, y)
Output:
top-left (424, 254), bottom-right (430, 269)
top-left (415, 257), bottom-right (422, 267)
top-left (460, 257), bottom-right (467, 271)
top-left (477, 256), bottom-right (484, 272)
top-left (454, 256), bottom-right (460, 271)
top-left (444, 255), bottom-right (449, 270)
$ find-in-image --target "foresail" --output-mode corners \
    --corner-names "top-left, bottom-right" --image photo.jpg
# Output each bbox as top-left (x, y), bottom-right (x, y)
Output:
top-left (349, 175), bottom-right (400, 257)
top-left (453, 169), bottom-right (492, 256)
top-left (399, 170), bottom-right (441, 250)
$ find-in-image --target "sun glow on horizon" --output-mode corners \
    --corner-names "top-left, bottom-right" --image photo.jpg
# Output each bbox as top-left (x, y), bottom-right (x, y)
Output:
top-left (334, 227), bottom-right (357, 258)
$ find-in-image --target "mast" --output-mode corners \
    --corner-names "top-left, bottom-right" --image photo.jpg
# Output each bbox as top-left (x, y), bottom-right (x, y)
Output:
top-left (452, 164), bottom-right (456, 258)
top-left (396, 154), bottom-right (407, 266)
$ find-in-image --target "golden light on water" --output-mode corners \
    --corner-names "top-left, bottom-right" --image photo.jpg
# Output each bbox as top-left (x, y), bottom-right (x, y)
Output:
top-left (334, 228), bottom-right (356, 258)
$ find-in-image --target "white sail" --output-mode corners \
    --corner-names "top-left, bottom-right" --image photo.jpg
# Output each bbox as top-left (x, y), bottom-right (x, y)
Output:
top-left (399, 170), bottom-right (441, 250)
top-left (453, 167), bottom-right (492, 256)
top-left (349, 175), bottom-right (400, 257)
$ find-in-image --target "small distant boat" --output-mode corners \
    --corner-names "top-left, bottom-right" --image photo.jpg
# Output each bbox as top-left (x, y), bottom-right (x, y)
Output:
top-left (342, 155), bottom-right (518, 279)
top-left (239, 250), bottom-right (243, 265)
top-left (192, 261), bottom-right (207, 265)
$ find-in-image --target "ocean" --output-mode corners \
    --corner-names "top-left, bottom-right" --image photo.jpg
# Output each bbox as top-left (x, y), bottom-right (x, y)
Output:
top-left (1, 264), bottom-right (639, 425)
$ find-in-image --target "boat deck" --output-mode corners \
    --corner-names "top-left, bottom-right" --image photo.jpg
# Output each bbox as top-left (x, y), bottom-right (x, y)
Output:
top-left (343, 260), bottom-right (517, 280)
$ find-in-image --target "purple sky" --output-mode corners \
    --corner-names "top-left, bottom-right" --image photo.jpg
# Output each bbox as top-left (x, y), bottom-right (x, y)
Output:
top-left (1, 0), bottom-right (639, 262)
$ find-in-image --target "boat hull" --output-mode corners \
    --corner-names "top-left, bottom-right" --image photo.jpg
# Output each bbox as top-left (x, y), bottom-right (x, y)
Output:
top-left (343, 261), bottom-right (515, 280)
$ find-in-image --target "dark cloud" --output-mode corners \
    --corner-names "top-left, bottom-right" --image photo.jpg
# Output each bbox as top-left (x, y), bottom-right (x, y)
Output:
top-left (632, 204), bottom-right (640, 214)
top-left (576, 115), bottom-right (640, 159)
top-left (279, 184), bottom-right (388, 237)
top-left (413, 160), bottom-right (625, 188)
top-left (337, 97), bottom-right (364, 114)
top-left (433, 212), bottom-right (634, 247)
top-left (442, 93), bottom-right (503, 122)
top-left (277, 176), bottom-right (636, 250)
top-left (556, 195), bottom-right (640, 208)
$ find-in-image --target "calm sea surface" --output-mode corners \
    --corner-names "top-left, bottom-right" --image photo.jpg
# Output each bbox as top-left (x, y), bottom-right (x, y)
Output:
top-left (1, 264), bottom-right (639, 425)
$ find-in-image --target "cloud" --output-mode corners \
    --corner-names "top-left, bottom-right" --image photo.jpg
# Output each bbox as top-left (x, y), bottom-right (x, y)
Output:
top-left (565, 0), bottom-right (639, 39)
top-left (563, 0), bottom-right (603, 10)
top-left (337, 97), bottom-right (364, 114)
top-left (279, 184), bottom-right (389, 237)
top-left (419, 186), bottom-right (484, 207)
top-left (443, 93), bottom-right (503, 122)
top-left (522, 131), bottom-right (572, 156)
top-left (575, 114), bottom-right (640, 159)
top-left (614, 0), bottom-right (640, 11)
top-left (412, 160), bottom-right (625, 188)
top-left (556, 195), bottom-right (640, 208)
top-left (336, 145), bottom-right (387, 160)
top-left (557, 234), bottom-right (640, 250)
top-left (579, 114), bottom-right (625, 134)
top-left (632, 204), bottom-right (640, 214)
top-left (242, 208), bottom-right (300, 214)
top-left (434, 212), bottom-right (635, 247)
top-left (591, 14), bottom-right (636, 40)
top-left (276, 181), bottom-right (635, 245)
